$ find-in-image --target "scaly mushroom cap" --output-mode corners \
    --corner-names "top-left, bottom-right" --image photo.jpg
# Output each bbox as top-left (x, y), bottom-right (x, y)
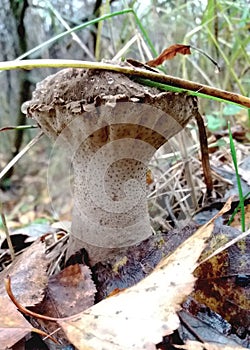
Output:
top-left (22, 68), bottom-right (196, 141)
top-left (22, 67), bottom-right (198, 261)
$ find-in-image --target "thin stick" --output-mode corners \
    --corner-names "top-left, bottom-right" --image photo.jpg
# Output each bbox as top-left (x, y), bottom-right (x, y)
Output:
top-left (0, 202), bottom-right (15, 261)
top-left (194, 110), bottom-right (213, 196)
top-left (0, 131), bottom-right (44, 180)
top-left (0, 59), bottom-right (249, 108)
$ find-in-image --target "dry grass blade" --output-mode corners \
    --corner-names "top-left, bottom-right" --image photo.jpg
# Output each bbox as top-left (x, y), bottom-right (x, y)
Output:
top-left (199, 228), bottom-right (250, 265)
top-left (0, 202), bottom-right (15, 261)
top-left (0, 131), bottom-right (44, 180)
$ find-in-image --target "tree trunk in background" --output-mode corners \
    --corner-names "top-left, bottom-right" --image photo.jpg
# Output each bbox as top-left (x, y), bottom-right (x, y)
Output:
top-left (0, 0), bottom-right (30, 184)
top-left (9, 0), bottom-right (30, 158)
top-left (0, 0), bottom-right (96, 185)
top-left (0, 0), bottom-right (21, 156)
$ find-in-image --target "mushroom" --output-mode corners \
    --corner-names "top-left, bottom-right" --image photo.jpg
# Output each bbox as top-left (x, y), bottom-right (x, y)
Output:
top-left (22, 67), bottom-right (198, 264)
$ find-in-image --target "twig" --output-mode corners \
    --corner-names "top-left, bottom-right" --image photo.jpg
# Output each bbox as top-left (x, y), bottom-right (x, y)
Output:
top-left (4, 276), bottom-right (59, 343)
top-left (0, 59), bottom-right (249, 108)
top-left (193, 110), bottom-right (213, 196)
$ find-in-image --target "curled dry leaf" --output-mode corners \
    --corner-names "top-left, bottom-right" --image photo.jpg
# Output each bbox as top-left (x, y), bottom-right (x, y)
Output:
top-left (59, 222), bottom-right (214, 350)
top-left (146, 44), bottom-right (191, 67)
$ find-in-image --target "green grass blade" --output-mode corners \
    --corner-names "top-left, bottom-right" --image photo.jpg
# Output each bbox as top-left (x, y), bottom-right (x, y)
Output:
top-left (135, 78), bottom-right (247, 108)
top-left (228, 122), bottom-right (245, 232)
top-left (227, 192), bottom-right (250, 227)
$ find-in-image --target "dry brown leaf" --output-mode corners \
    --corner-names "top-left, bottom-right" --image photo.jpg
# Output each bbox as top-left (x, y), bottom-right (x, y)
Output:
top-left (194, 249), bottom-right (250, 331)
top-left (0, 239), bottom-right (49, 306)
top-left (146, 44), bottom-right (191, 67)
top-left (31, 264), bottom-right (96, 346)
top-left (0, 296), bottom-right (32, 349)
top-left (0, 240), bottom-right (50, 348)
top-left (175, 340), bottom-right (247, 349)
top-left (193, 224), bottom-right (250, 332)
top-left (58, 222), bottom-right (214, 350)
top-left (46, 264), bottom-right (96, 317)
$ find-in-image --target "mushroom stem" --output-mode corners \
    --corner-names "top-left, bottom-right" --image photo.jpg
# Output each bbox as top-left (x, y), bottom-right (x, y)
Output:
top-left (72, 137), bottom-right (155, 249)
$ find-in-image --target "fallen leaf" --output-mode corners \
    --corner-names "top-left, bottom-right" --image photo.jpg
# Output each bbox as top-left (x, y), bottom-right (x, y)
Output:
top-left (0, 239), bottom-right (50, 347)
top-left (193, 226), bottom-right (250, 333)
top-left (0, 296), bottom-right (32, 349)
top-left (146, 44), bottom-right (191, 67)
top-left (0, 239), bottom-right (49, 306)
top-left (58, 222), bottom-right (214, 350)
top-left (94, 223), bottom-right (199, 301)
top-left (146, 169), bottom-right (154, 185)
top-left (32, 264), bottom-right (96, 345)
top-left (45, 264), bottom-right (96, 317)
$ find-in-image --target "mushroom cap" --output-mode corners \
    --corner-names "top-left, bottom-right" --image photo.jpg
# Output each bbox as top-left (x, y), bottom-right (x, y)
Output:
top-left (22, 67), bottom-right (197, 144)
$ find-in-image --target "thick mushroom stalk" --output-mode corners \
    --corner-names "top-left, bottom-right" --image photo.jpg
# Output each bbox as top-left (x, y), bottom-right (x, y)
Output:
top-left (22, 67), bottom-right (197, 263)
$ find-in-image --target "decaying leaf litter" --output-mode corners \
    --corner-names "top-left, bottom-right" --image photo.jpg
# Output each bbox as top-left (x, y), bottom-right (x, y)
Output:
top-left (0, 48), bottom-right (250, 349)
